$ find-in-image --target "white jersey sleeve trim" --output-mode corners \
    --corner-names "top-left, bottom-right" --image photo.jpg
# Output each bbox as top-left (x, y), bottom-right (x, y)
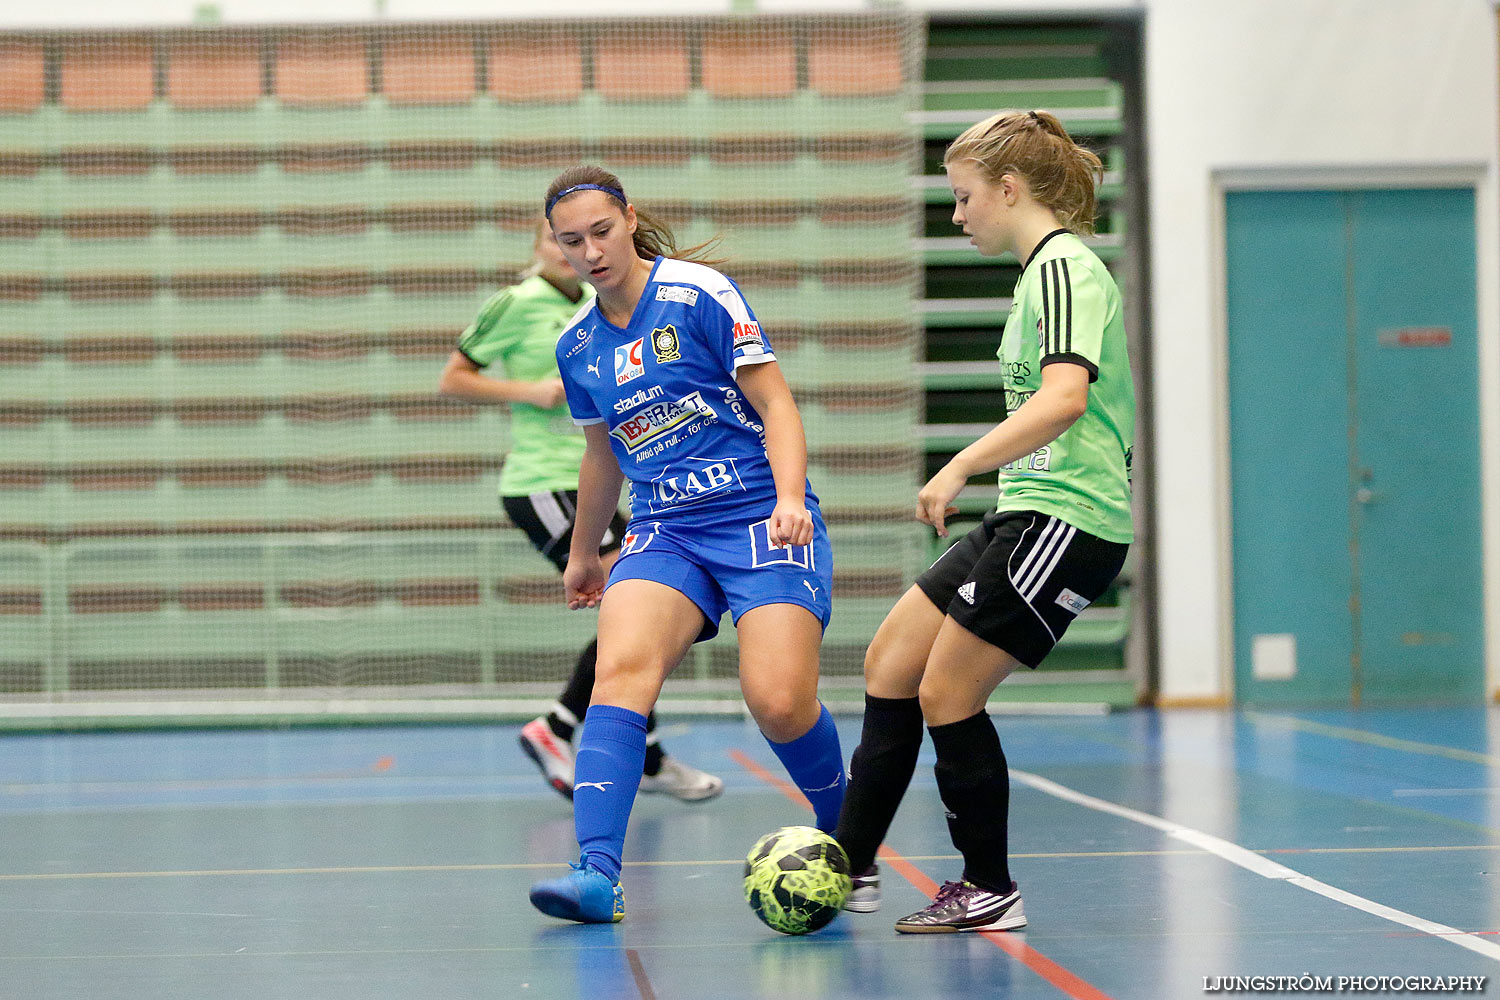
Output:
top-left (731, 352), bottom-right (777, 373)
top-left (571, 415), bottom-right (605, 426)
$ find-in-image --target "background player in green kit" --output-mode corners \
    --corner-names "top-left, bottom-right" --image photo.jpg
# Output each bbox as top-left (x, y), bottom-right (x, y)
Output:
top-left (438, 221), bottom-right (722, 803)
top-left (832, 110), bottom-right (1133, 932)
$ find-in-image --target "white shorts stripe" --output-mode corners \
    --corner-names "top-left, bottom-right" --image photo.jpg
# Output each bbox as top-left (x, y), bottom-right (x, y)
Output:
top-left (1022, 522), bottom-right (1076, 602)
top-left (1005, 516), bottom-right (1060, 643)
top-left (529, 491), bottom-right (572, 541)
top-left (1012, 516), bottom-right (1063, 595)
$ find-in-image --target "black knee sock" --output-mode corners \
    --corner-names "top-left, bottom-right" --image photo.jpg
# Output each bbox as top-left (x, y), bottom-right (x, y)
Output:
top-left (929, 711), bottom-right (1012, 894)
top-left (549, 639), bottom-right (598, 740)
top-left (833, 694), bottom-right (923, 875)
top-left (642, 713), bottom-right (664, 775)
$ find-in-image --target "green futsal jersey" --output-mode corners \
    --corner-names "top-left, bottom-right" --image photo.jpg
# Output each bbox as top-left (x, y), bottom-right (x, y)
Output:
top-left (995, 230), bottom-right (1134, 543)
top-left (458, 274), bottom-right (593, 496)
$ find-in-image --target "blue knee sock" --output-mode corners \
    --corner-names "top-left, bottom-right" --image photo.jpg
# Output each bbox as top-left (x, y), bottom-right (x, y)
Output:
top-left (764, 703), bottom-right (845, 832)
top-left (573, 704), bottom-right (648, 882)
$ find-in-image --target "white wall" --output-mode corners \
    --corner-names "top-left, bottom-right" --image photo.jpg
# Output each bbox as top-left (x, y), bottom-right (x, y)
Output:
top-left (1144, 0), bottom-right (1500, 702)
top-left (7, 0), bottom-right (1498, 703)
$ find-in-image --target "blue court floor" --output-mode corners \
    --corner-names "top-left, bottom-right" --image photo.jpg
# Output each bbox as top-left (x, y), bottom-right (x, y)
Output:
top-left (1, 707), bottom-right (1498, 999)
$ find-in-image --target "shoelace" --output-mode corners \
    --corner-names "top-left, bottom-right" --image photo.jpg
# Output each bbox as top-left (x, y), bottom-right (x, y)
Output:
top-left (933, 880), bottom-right (969, 904)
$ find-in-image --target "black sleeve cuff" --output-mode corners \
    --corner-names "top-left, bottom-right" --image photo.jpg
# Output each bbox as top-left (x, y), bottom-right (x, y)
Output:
top-left (457, 345), bottom-right (487, 368)
top-left (1040, 352), bottom-right (1098, 383)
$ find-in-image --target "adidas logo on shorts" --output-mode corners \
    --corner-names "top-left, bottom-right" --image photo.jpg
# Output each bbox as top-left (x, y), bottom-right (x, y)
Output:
top-left (957, 582), bottom-right (977, 605)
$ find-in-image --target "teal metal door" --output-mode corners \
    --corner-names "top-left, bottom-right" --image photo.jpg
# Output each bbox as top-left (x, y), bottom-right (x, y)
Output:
top-left (1226, 186), bottom-right (1482, 705)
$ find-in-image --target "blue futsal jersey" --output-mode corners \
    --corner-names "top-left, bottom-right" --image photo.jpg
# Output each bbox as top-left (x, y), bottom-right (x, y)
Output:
top-left (555, 256), bottom-right (806, 521)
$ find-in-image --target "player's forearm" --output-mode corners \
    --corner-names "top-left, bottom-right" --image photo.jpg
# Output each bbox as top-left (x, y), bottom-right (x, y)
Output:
top-left (569, 442), bottom-right (625, 560)
top-left (758, 396), bottom-right (810, 504)
top-left (948, 383), bottom-right (1086, 480)
top-left (437, 367), bottom-right (540, 406)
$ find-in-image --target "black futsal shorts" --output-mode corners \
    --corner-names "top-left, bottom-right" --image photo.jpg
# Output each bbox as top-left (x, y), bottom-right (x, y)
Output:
top-left (500, 490), bottom-right (628, 573)
top-left (915, 510), bottom-right (1128, 668)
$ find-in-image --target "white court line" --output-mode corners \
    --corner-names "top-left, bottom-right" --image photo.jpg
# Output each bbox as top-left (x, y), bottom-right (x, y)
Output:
top-left (1010, 769), bottom-right (1500, 962)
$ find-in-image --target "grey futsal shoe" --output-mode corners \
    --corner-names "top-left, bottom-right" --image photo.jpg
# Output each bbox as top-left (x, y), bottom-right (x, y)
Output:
top-left (638, 755), bottom-right (725, 801)
top-left (894, 879), bottom-right (1027, 933)
top-left (843, 864), bottom-right (880, 912)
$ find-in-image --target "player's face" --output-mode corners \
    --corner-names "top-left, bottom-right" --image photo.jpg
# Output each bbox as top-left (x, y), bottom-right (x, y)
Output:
top-left (947, 160), bottom-right (1008, 257)
top-left (548, 192), bottom-right (639, 294)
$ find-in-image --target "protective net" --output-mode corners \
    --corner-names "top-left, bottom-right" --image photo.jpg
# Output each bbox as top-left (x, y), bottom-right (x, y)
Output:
top-left (0, 14), bottom-right (927, 716)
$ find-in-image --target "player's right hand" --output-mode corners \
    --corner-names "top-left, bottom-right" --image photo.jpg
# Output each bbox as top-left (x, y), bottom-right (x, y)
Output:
top-left (563, 556), bottom-right (608, 610)
top-left (916, 465), bottom-right (965, 538)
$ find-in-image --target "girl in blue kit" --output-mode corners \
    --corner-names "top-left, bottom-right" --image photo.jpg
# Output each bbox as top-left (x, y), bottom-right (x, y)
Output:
top-left (528, 166), bottom-right (845, 925)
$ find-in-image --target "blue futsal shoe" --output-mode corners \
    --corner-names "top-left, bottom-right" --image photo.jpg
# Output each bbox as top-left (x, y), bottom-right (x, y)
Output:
top-left (529, 863), bottom-right (625, 924)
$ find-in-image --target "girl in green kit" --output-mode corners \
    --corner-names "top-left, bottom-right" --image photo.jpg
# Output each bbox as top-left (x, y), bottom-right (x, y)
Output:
top-left (833, 110), bottom-right (1133, 932)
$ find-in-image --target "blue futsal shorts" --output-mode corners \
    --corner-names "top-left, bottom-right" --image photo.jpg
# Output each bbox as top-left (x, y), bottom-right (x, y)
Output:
top-left (606, 502), bottom-right (834, 642)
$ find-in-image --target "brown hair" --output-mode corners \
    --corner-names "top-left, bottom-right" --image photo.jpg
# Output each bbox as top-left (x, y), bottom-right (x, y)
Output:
top-left (544, 165), bottom-right (724, 267)
top-left (943, 110), bottom-right (1103, 235)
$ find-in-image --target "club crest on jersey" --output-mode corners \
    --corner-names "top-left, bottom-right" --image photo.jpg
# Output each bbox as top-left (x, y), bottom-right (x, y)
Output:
top-left (651, 324), bottom-right (681, 364)
top-left (748, 518), bottom-right (814, 570)
top-left (615, 337), bottom-right (645, 385)
top-left (649, 457), bottom-right (744, 510)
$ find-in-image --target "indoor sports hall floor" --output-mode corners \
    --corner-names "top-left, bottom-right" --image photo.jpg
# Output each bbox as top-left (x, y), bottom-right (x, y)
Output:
top-left (1, 707), bottom-right (1497, 999)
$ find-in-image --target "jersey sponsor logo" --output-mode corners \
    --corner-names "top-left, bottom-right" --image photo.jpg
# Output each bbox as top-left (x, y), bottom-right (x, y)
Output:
top-left (619, 523), bottom-right (659, 557)
top-left (748, 518), bottom-right (814, 570)
top-left (614, 337), bottom-right (645, 385)
top-left (1002, 446), bottom-right (1052, 473)
top-left (655, 284), bottom-right (699, 307)
top-left (957, 581), bottom-right (977, 604)
top-left (614, 384), bottom-right (666, 414)
top-left (732, 321), bottom-right (765, 354)
top-left (651, 324), bottom-right (682, 364)
top-left (563, 328), bottom-right (593, 358)
top-left (609, 391), bottom-right (717, 454)
top-left (649, 457), bottom-right (744, 509)
top-left (1055, 588), bottom-right (1090, 615)
top-left (719, 386), bottom-right (764, 434)
top-left (587, 357), bottom-right (601, 379)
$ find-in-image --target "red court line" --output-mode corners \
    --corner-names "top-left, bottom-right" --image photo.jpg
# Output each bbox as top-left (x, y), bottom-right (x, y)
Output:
top-left (625, 948), bottom-right (657, 1000)
top-left (728, 748), bottom-right (1116, 1000)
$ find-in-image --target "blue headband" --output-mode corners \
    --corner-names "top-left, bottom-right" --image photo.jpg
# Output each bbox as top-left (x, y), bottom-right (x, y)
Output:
top-left (546, 182), bottom-right (627, 216)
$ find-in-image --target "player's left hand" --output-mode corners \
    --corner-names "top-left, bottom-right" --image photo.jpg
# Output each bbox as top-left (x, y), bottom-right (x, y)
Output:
top-left (768, 498), bottom-right (814, 548)
top-left (916, 465), bottom-right (966, 538)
